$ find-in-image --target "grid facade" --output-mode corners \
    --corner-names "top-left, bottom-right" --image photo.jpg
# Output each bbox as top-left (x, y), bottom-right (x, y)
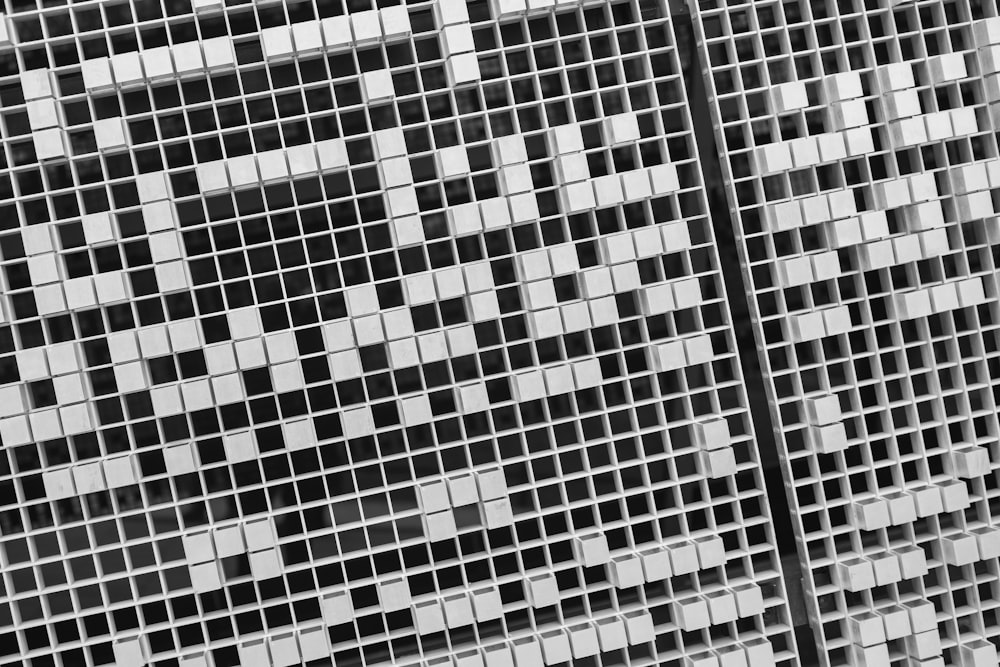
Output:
top-left (0, 0), bottom-right (801, 666)
top-left (691, 0), bottom-right (1000, 664)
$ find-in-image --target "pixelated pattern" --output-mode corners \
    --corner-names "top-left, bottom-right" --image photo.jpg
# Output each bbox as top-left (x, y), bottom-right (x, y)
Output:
top-left (692, 0), bottom-right (1000, 665)
top-left (0, 0), bottom-right (796, 666)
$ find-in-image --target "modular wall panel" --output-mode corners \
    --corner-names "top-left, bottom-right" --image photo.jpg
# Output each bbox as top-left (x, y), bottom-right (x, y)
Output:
top-left (691, 0), bottom-right (1000, 664)
top-left (0, 1), bottom-right (795, 666)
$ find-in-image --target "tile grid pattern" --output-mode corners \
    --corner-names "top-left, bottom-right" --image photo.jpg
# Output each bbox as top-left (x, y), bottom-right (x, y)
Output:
top-left (691, 0), bottom-right (1000, 664)
top-left (0, 0), bottom-right (797, 666)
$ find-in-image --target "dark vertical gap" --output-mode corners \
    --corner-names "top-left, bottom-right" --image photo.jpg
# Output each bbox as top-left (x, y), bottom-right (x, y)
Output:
top-left (672, 8), bottom-right (820, 666)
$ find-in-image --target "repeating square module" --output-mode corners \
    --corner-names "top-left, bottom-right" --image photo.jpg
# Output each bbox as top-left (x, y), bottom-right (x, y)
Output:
top-left (0, 0), bottom-right (799, 666)
top-left (692, 0), bottom-right (1000, 666)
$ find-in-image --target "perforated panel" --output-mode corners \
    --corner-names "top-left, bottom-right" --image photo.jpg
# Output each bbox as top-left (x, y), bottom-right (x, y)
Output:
top-left (691, 0), bottom-right (1000, 664)
top-left (0, 0), bottom-right (798, 666)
